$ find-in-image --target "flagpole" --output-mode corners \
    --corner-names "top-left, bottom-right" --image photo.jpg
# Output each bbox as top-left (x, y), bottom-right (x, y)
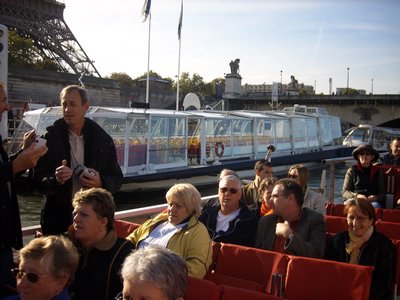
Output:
top-left (176, 0), bottom-right (183, 111)
top-left (146, 13), bottom-right (151, 104)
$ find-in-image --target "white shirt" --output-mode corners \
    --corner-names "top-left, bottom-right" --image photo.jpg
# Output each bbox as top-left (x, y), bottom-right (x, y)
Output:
top-left (138, 220), bottom-right (188, 249)
top-left (216, 208), bottom-right (241, 232)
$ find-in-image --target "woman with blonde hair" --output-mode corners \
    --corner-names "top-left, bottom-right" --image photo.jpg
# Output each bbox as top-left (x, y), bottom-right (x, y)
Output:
top-left (288, 164), bottom-right (325, 215)
top-left (257, 177), bottom-right (278, 216)
top-left (127, 183), bottom-right (212, 278)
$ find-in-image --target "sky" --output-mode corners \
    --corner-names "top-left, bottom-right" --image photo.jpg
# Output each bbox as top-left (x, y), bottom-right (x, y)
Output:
top-left (63, 0), bottom-right (400, 95)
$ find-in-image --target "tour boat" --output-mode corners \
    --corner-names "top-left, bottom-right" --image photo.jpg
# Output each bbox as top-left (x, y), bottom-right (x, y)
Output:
top-left (10, 105), bottom-right (353, 190)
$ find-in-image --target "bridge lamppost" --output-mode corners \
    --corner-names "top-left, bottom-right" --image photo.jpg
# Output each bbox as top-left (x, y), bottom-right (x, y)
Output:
top-left (346, 67), bottom-right (350, 95)
top-left (371, 78), bottom-right (374, 95)
top-left (314, 80), bottom-right (317, 94)
top-left (280, 70), bottom-right (283, 94)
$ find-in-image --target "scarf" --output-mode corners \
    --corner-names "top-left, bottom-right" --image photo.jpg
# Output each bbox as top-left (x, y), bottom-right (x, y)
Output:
top-left (346, 225), bottom-right (373, 264)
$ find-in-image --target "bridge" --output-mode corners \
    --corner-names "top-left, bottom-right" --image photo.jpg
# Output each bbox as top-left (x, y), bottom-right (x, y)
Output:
top-left (224, 94), bottom-right (400, 128)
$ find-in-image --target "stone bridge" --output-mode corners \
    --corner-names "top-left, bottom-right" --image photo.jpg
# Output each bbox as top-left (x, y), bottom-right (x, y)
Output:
top-left (225, 94), bottom-right (400, 127)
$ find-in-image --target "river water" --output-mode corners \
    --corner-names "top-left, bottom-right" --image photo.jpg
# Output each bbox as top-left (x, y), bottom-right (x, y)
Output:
top-left (17, 162), bottom-right (349, 229)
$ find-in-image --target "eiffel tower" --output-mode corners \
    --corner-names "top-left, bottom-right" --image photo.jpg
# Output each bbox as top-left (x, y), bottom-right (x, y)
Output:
top-left (0, 0), bottom-right (101, 77)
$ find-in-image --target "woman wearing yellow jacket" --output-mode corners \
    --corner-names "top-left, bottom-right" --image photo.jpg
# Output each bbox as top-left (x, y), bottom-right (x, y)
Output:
top-left (126, 183), bottom-right (213, 278)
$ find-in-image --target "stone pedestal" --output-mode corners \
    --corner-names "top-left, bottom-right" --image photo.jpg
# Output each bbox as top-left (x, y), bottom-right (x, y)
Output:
top-left (224, 74), bottom-right (242, 98)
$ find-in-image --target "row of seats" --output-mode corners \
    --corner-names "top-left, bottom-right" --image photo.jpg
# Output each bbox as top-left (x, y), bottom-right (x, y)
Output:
top-left (326, 202), bottom-right (400, 223)
top-left (203, 242), bottom-right (373, 300)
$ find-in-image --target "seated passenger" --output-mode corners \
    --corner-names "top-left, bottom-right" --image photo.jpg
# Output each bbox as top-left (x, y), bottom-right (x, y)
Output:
top-left (67, 188), bottom-right (134, 300)
top-left (127, 183), bottom-right (212, 279)
top-left (117, 245), bottom-right (188, 300)
top-left (217, 168), bottom-right (239, 182)
top-left (380, 137), bottom-right (400, 165)
top-left (199, 175), bottom-right (258, 247)
top-left (5, 235), bottom-right (79, 300)
top-left (288, 164), bottom-right (325, 215)
top-left (255, 179), bottom-right (326, 258)
top-left (326, 198), bottom-right (395, 300)
top-left (342, 144), bottom-right (385, 208)
top-left (257, 177), bottom-right (278, 217)
top-left (243, 160), bottom-right (273, 210)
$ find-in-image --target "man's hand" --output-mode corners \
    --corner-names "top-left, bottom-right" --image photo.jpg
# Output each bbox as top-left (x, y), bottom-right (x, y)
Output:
top-left (55, 160), bottom-right (72, 185)
top-left (275, 220), bottom-right (293, 239)
top-left (12, 143), bottom-right (47, 175)
top-left (22, 129), bottom-right (37, 150)
top-left (79, 168), bottom-right (102, 188)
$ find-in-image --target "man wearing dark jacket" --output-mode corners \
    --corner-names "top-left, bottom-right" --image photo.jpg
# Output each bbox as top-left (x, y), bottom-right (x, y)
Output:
top-left (199, 175), bottom-right (258, 247)
top-left (34, 85), bottom-right (123, 235)
top-left (0, 83), bottom-right (47, 296)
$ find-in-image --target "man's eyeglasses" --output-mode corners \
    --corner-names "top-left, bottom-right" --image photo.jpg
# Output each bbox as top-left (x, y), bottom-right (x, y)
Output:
top-left (288, 174), bottom-right (298, 179)
top-left (347, 216), bottom-right (369, 223)
top-left (219, 187), bottom-right (239, 194)
top-left (11, 268), bottom-right (48, 284)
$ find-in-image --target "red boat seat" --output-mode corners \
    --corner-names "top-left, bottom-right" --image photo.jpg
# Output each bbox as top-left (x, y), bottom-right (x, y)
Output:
top-left (324, 215), bottom-right (348, 233)
top-left (184, 276), bottom-right (221, 300)
top-left (375, 220), bottom-right (400, 240)
top-left (285, 255), bottom-right (373, 300)
top-left (220, 284), bottom-right (286, 300)
top-left (114, 219), bottom-right (140, 238)
top-left (205, 243), bottom-right (288, 293)
top-left (381, 209), bottom-right (400, 223)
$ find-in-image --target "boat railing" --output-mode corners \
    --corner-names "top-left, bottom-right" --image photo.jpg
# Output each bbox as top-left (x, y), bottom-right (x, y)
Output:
top-left (21, 195), bottom-right (218, 239)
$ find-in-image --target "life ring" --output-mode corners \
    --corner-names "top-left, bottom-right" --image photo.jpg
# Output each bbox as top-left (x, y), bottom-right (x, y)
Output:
top-left (214, 142), bottom-right (224, 157)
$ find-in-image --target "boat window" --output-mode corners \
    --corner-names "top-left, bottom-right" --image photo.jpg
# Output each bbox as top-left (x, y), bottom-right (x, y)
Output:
top-left (306, 118), bottom-right (319, 148)
top-left (319, 117), bottom-right (333, 146)
top-left (292, 118), bottom-right (307, 149)
top-left (275, 119), bottom-right (291, 151)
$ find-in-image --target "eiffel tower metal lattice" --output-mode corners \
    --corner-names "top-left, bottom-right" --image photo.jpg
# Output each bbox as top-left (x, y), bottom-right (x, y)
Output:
top-left (0, 0), bottom-right (101, 77)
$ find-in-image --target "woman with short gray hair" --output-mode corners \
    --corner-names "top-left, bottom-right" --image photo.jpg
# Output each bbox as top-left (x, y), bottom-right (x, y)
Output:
top-left (118, 245), bottom-right (188, 300)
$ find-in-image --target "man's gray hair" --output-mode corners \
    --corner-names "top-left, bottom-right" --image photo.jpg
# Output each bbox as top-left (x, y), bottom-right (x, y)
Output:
top-left (219, 174), bottom-right (243, 189)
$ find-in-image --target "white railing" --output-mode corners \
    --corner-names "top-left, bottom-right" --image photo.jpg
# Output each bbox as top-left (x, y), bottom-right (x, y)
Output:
top-left (21, 195), bottom-right (218, 238)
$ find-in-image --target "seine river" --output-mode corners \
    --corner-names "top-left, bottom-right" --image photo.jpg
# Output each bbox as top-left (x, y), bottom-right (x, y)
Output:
top-left (17, 163), bottom-right (348, 229)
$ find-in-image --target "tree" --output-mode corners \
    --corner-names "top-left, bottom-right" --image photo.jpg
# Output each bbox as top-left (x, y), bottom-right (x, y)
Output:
top-left (108, 72), bottom-right (134, 87)
top-left (175, 72), bottom-right (213, 97)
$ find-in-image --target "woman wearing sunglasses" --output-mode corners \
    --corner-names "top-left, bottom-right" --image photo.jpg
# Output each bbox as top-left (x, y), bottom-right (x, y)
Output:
top-left (342, 144), bottom-right (385, 208)
top-left (127, 183), bottom-right (212, 279)
top-left (5, 235), bottom-right (79, 300)
top-left (326, 198), bottom-right (395, 300)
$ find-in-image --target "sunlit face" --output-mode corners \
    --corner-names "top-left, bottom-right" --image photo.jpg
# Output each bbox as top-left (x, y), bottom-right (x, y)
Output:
top-left (16, 258), bottom-right (66, 300)
top-left (270, 184), bottom-right (290, 215)
top-left (73, 203), bottom-right (107, 243)
top-left (0, 86), bottom-right (10, 121)
top-left (218, 178), bottom-right (242, 215)
top-left (122, 278), bottom-right (169, 300)
top-left (346, 206), bottom-right (373, 237)
top-left (358, 151), bottom-right (373, 167)
top-left (167, 199), bottom-right (190, 225)
top-left (390, 140), bottom-right (400, 157)
top-left (61, 90), bottom-right (88, 132)
top-left (288, 169), bottom-right (300, 185)
top-left (257, 166), bottom-right (273, 181)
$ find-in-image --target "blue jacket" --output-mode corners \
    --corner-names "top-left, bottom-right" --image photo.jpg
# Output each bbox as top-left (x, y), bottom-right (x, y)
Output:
top-left (199, 198), bottom-right (258, 247)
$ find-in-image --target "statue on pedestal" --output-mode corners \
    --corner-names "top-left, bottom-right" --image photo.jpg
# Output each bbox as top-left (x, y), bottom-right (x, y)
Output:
top-left (289, 75), bottom-right (299, 89)
top-left (229, 58), bottom-right (240, 75)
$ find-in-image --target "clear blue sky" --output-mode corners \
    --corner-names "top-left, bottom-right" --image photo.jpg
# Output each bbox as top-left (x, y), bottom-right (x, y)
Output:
top-left (64, 0), bottom-right (400, 95)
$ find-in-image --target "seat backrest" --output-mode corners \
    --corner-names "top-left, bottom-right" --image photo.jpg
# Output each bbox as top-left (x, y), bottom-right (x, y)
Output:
top-left (184, 276), bottom-right (221, 300)
top-left (329, 203), bottom-right (346, 217)
top-left (114, 219), bottom-right (140, 238)
top-left (213, 243), bottom-right (288, 292)
top-left (324, 215), bottom-right (348, 233)
top-left (392, 239), bottom-right (400, 295)
top-left (375, 220), bottom-right (400, 240)
top-left (220, 285), bottom-right (283, 300)
top-left (381, 209), bottom-right (400, 223)
top-left (285, 256), bottom-right (373, 300)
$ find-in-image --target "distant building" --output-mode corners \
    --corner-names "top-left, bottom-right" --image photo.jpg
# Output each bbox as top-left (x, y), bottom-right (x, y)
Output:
top-left (242, 82), bottom-right (314, 96)
top-left (336, 88), bottom-right (366, 95)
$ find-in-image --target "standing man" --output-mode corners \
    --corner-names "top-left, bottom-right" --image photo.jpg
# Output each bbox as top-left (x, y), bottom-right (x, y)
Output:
top-left (381, 137), bottom-right (400, 165)
top-left (35, 85), bottom-right (123, 235)
top-left (199, 175), bottom-right (258, 247)
top-left (243, 160), bottom-right (273, 210)
top-left (255, 179), bottom-right (326, 258)
top-left (0, 83), bottom-right (47, 296)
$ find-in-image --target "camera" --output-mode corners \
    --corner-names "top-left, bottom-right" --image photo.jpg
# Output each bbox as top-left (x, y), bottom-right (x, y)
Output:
top-left (73, 165), bottom-right (93, 178)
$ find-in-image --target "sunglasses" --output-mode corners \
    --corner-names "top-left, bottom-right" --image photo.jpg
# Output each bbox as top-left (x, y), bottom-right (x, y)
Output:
top-left (219, 187), bottom-right (239, 194)
top-left (288, 174), bottom-right (298, 179)
top-left (11, 268), bottom-right (48, 284)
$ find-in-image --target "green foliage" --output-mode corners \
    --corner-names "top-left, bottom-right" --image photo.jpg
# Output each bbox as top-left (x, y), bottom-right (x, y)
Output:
top-left (108, 72), bottom-right (134, 86)
top-left (8, 29), bottom-right (61, 71)
top-left (343, 88), bottom-right (360, 95)
top-left (174, 72), bottom-right (216, 97)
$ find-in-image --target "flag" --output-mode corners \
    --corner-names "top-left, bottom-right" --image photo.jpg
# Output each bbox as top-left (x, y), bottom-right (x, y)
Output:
top-left (178, 0), bottom-right (183, 39)
top-left (142, 0), bottom-right (151, 23)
